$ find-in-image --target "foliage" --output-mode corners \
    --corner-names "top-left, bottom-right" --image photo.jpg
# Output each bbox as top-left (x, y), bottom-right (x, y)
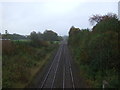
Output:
top-left (29, 30), bottom-right (62, 47)
top-left (68, 13), bottom-right (120, 88)
top-left (89, 13), bottom-right (117, 26)
top-left (2, 40), bottom-right (58, 88)
top-left (2, 33), bottom-right (28, 40)
top-left (43, 30), bottom-right (60, 41)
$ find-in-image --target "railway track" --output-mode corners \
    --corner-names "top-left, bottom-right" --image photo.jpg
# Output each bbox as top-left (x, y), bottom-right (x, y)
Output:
top-left (63, 44), bottom-right (75, 89)
top-left (39, 42), bottom-right (75, 89)
top-left (40, 44), bottom-right (63, 88)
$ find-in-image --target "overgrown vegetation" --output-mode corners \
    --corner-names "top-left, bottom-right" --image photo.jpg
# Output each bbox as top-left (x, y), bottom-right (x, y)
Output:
top-left (2, 30), bottom-right (61, 88)
top-left (68, 13), bottom-right (120, 88)
top-left (2, 30), bottom-right (62, 41)
top-left (2, 30), bottom-right (28, 40)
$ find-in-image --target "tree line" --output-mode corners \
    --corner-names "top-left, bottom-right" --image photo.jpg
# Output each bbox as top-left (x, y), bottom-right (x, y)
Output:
top-left (68, 13), bottom-right (120, 88)
top-left (2, 30), bottom-right (62, 41)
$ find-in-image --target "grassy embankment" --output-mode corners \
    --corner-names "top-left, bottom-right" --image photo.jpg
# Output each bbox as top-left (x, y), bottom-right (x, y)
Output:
top-left (2, 40), bottom-right (59, 88)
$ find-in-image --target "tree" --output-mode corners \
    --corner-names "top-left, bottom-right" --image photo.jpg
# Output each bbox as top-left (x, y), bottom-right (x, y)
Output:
top-left (89, 13), bottom-right (117, 26)
top-left (89, 14), bottom-right (102, 25)
top-left (91, 13), bottom-right (120, 33)
top-left (5, 30), bottom-right (8, 35)
top-left (68, 26), bottom-right (80, 46)
top-left (69, 26), bottom-right (80, 36)
top-left (30, 31), bottom-right (40, 47)
top-left (43, 30), bottom-right (59, 41)
top-left (37, 32), bottom-right (43, 40)
top-left (30, 31), bottom-right (38, 42)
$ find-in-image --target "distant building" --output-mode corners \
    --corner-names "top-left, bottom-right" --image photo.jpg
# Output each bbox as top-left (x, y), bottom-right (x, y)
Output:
top-left (118, 1), bottom-right (120, 20)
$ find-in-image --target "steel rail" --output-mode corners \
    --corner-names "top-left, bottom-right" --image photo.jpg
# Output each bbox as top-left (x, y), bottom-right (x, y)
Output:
top-left (67, 45), bottom-right (75, 89)
top-left (51, 45), bottom-right (63, 88)
top-left (63, 45), bottom-right (65, 89)
top-left (40, 44), bottom-right (62, 88)
top-left (63, 66), bottom-right (65, 89)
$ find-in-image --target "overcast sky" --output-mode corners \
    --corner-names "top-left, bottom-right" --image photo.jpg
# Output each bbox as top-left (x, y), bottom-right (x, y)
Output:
top-left (0, 0), bottom-right (119, 36)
